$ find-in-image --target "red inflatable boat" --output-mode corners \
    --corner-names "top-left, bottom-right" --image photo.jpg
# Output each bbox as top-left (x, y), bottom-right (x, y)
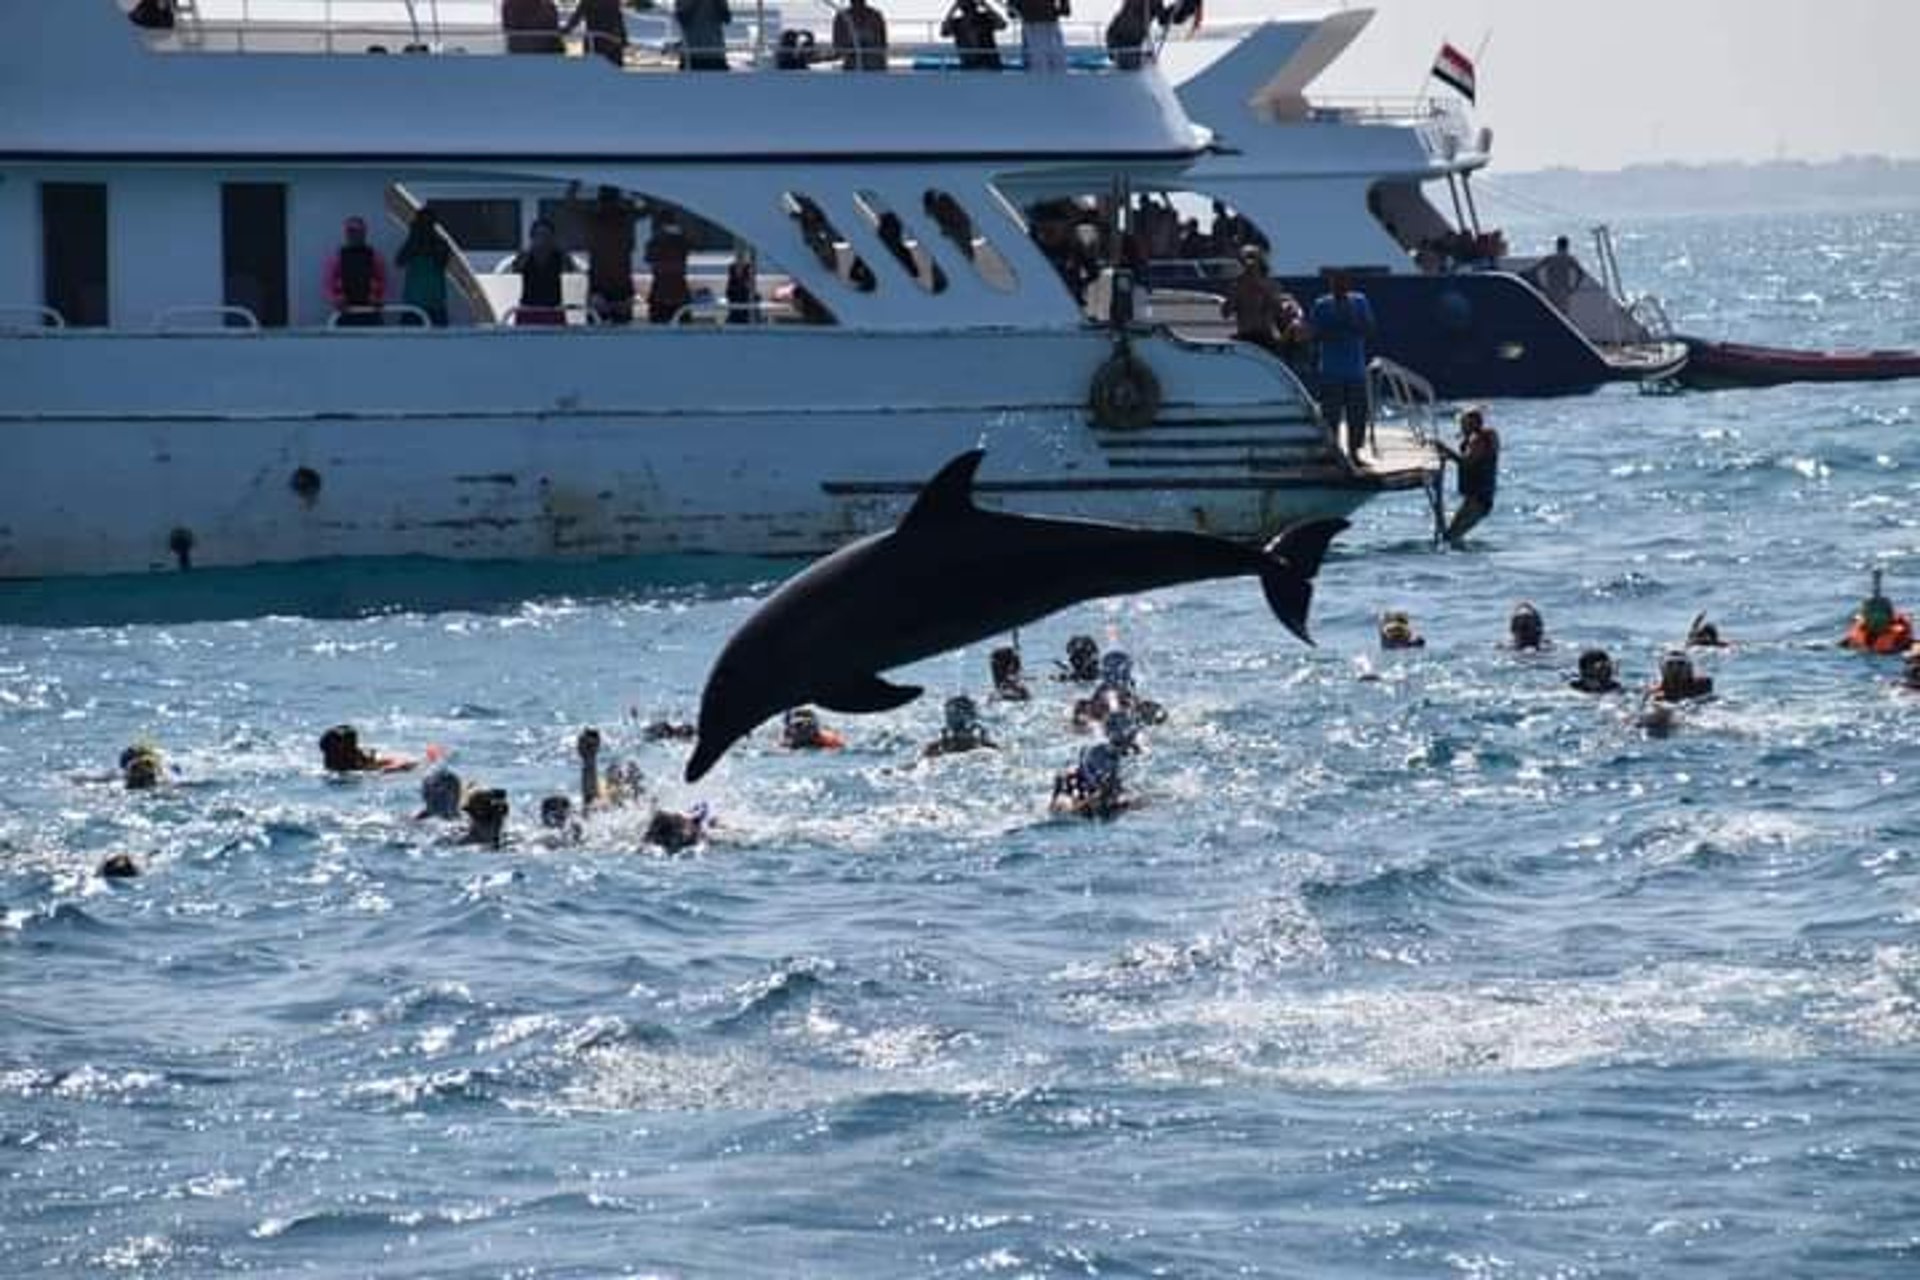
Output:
top-left (1678, 336), bottom-right (1920, 390)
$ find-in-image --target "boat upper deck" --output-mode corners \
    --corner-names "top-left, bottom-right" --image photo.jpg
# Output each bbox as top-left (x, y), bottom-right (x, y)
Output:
top-left (4, 2), bottom-right (1204, 164)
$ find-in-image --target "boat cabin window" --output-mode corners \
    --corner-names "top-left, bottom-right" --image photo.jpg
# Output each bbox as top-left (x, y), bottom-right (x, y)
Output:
top-left (41, 182), bottom-right (110, 328)
top-left (222, 183), bottom-right (289, 328)
top-left (1026, 190), bottom-right (1273, 303)
top-left (922, 190), bottom-right (1016, 292)
top-left (782, 193), bottom-right (876, 293)
top-left (432, 199), bottom-right (524, 255)
top-left (852, 192), bottom-right (946, 294)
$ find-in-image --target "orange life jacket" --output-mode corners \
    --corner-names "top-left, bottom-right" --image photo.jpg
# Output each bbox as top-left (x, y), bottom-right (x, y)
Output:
top-left (1844, 613), bottom-right (1914, 654)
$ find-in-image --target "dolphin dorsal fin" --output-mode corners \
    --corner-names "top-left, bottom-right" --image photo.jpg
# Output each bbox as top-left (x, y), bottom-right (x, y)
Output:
top-left (901, 450), bottom-right (985, 529)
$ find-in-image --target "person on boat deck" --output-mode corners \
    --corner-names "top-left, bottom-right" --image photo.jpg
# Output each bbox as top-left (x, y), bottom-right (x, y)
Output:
top-left (327, 217), bottom-right (389, 328)
top-left (565, 0), bottom-right (628, 65)
top-left (1013, 0), bottom-right (1069, 73)
top-left (675, 0), bottom-right (732, 69)
top-left (1209, 200), bottom-right (1267, 256)
top-left (1651, 651), bottom-right (1714, 704)
top-left (833, 0), bottom-right (889, 71)
top-left (941, 0), bottom-right (1006, 70)
top-left (129, 0), bottom-right (175, 30)
top-left (990, 645), bottom-right (1032, 701)
top-left (1051, 743), bottom-right (1129, 820)
top-left (1508, 602), bottom-right (1547, 652)
top-left (644, 213), bottom-right (693, 325)
top-left (1309, 269), bottom-right (1377, 461)
top-left (1104, 0), bottom-right (1165, 70)
top-left (1220, 246), bottom-right (1306, 365)
top-left (646, 802), bottom-right (712, 853)
top-left (394, 207), bottom-right (451, 327)
top-left (1569, 648), bottom-right (1622, 695)
top-left (1533, 235), bottom-right (1582, 313)
top-left (1058, 634), bottom-right (1102, 684)
top-left (572, 183), bottom-right (643, 325)
top-left (925, 695), bottom-right (997, 758)
top-left (724, 249), bottom-right (758, 324)
top-left (507, 217), bottom-right (568, 326)
top-left (121, 743), bottom-right (165, 791)
top-left (461, 788), bottom-right (510, 848)
top-left (781, 707), bottom-right (845, 751)
top-left (1437, 406), bottom-right (1500, 546)
top-left (1841, 571), bottom-right (1914, 654)
top-left (502, 0), bottom-right (564, 53)
top-left (1687, 613), bottom-right (1727, 648)
top-left (320, 725), bottom-right (414, 774)
top-left (1379, 610), bottom-right (1425, 651)
top-left (417, 767), bottom-right (467, 820)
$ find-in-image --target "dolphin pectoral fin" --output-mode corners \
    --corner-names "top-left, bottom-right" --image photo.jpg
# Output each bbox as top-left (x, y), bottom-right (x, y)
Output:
top-left (1259, 518), bottom-right (1349, 645)
top-left (814, 674), bottom-right (925, 714)
top-left (900, 449), bottom-right (985, 530)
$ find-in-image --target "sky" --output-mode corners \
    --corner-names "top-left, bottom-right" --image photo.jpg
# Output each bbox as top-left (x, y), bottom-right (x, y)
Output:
top-left (1161, 0), bottom-right (1920, 171)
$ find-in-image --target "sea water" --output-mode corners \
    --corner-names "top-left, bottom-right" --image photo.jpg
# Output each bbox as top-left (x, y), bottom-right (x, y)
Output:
top-left (3, 209), bottom-right (1917, 1277)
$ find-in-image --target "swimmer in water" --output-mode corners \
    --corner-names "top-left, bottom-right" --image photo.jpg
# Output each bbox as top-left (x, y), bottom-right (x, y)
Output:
top-left (460, 788), bottom-right (510, 848)
top-left (120, 743), bottom-right (165, 791)
top-left (1902, 645), bottom-right (1920, 692)
top-left (1104, 708), bottom-right (1142, 756)
top-left (990, 645), bottom-right (1031, 702)
top-left (780, 707), bottom-right (845, 751)
top-left (539, 794), bottom-right (583, 843)
top-left (1687, 613), bottom-right (1727, 648)
top-left (1379, 610), bottom-right (1425, 651)
top-left (924, 694), bottom-right (996, 758)
top-left (98, 852), bottom-right (141, 880)
top-left (639, 719), bottom-right (697, 743)
top-left (1568, 648), bottom-right (1622, 695)
top-left (320, 724), bottom-right (414, 774)
top-left (1093, 650), bottom-right (1167, 725)
top-left (416, 767), bottom-right (466, 820)
top-left (1650, 651), bottom-right (1713, 703)
top-left (1841, 569), bottom-right (1915, 654)
top-left (1057, 634), bottom-right (1101, 684)
top-left (578, 727), bottom-right (644, 810)
top-left (644, 801), bottom-right (712, 853)
top-left (1050, 743), bottom-right (1130, 820)
top-left (1070, 684), bottom-right (1120, 732)
top-left (1508, 602), bottom-right (1547, 652)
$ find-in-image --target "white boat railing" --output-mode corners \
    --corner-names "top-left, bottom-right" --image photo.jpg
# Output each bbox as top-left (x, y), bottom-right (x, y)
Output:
top-left (0, 305), bottom-right (68, 330)
top-left (325, 303), bottom-right (435, 326)
top-left (669, 298), bottom-right (803, 326)
top-left (498, 303), bottom-right (600, 327)
top-left (153, 304), bottom-right (262, 330)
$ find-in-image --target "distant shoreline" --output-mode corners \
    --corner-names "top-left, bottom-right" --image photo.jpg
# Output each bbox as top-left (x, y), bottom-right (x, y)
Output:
top-left (1479, 156), bottom-right (1920, 220)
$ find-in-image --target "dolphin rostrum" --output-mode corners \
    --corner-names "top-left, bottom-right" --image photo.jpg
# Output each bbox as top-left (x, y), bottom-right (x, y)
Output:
top-left (684, 450), bottom-right (1346, 781)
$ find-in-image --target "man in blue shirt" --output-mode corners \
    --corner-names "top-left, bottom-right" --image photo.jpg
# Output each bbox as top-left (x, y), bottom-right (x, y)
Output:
top-left (1309, 269), bottom-right (1377, 459)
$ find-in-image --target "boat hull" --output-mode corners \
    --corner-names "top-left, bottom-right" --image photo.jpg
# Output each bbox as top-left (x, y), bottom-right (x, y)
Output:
top-left (1676, 336), bottom-right (1920, 390)
top-left (0, 326), bottom-right (1408, 580)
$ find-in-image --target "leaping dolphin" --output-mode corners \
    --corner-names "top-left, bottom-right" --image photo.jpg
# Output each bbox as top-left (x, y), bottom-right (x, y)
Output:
top-left (685, 450), bottom-right (1346, 782)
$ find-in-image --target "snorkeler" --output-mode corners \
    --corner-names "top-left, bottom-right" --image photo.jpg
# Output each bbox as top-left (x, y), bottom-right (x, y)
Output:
top-left (460, 788), bottom-right (510, 848)
top-left (924, 694), bottom-right (996, 758)
top-left (1050, 743), bottom-right (1130, 820)
top-left (781, 707), bottom-right (846, 752)
top-left (578, 726), bottom-right (644, 810)
top-left (98, 852), bottom-right (141, 880)
top-left (1841, 569), bottom-right (1914, 654)
top-left (639, 719), bottom-right (697, 743)
top-left (1092, 650), bottom-right (1167, 724)
top-left (1687, 613), bottom-right (1727, 648)
top-left (1568, 648), bottom-right (1622, 694)
top-left (1508, 602), bottom-right (1547, 651)
top-left (120, 743), bottom-right (165, 791)
top-left (1104, 708), bottom-right (1142, 756)
top-left (1379, 610), bottom-right (1426, 651)
top-left (990, 645), bottom-right (1032, 702)
top-left (1057, 634), bottom-right (1101, 684)
top-left (1650, 651), bottom-right (1714, 703)
top-left (319, 724), bottom-right (414, 774)
top-left (644, 802), bottom-right (712, 853)
top-left (416, 767), bottom-right (466, 820)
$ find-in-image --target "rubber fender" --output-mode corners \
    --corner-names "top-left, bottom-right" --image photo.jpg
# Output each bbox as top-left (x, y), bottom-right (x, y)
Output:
top-left (1088, 349), bottom-right (1162, 432)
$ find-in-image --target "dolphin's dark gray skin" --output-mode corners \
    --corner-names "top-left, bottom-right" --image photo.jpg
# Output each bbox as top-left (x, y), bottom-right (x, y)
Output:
top-left (685, 450), bottom-right (1346, 782)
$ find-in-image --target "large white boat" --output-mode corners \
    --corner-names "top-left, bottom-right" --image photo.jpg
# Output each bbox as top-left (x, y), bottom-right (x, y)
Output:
top-left (0, 0), bottom-right (1438, 583)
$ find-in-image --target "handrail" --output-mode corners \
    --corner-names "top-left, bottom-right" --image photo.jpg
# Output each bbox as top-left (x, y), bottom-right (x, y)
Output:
top-left (668, 298), bottom-right (800, 325)
top-left (0, 304), bottom-right (67, 330)
top-left (326, 303), bottom-right (433, 327)
top-left (153, 304), bottom-right (261, 331)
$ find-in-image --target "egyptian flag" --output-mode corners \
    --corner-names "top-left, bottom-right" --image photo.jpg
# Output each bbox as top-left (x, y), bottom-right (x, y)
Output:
top-left (1432, 42), bottom-right (1476, 103)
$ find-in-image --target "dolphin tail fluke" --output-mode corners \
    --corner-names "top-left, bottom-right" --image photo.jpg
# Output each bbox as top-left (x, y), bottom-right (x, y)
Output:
top-left (1259, 518), bottom-right (1349, 645)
